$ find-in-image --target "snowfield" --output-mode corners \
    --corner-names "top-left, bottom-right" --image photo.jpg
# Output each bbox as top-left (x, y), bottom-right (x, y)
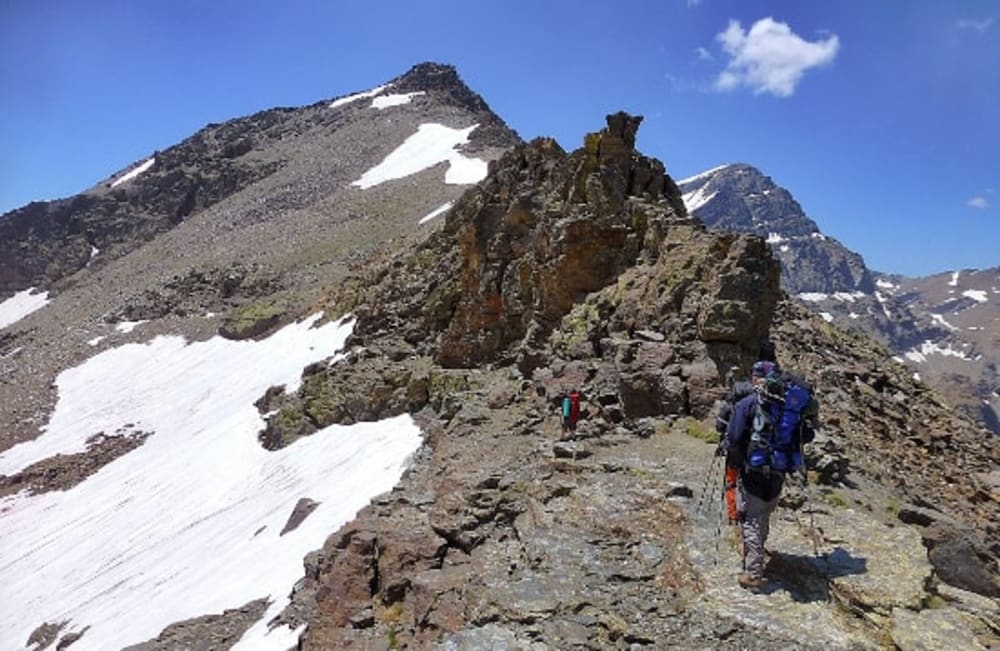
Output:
top-left (0, 314), bottom-right (424, 651)
top-left (0, 288), bottom-right (50, 331)
top-left (352, 123), bottom-right (487, 189)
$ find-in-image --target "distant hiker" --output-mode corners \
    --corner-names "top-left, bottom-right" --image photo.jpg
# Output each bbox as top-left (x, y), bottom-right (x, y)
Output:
top-left (562, 390), bottom-right (581, 433)
top-left (723, 361), bottom-right (817, 589)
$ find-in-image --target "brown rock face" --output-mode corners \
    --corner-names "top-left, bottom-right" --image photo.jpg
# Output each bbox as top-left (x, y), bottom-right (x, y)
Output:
top-left (424, 112), bottom-right (757, 372)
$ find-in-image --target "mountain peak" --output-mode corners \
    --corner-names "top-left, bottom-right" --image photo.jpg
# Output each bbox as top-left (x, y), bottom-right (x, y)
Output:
top-left (389, 62), bottom-right (489, 114)
top-left (677, 162), bottom-right (872, 294)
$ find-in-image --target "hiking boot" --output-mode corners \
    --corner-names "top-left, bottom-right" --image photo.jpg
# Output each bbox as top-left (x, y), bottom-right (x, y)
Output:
top-left (738, 573), bottom-right (763, 590)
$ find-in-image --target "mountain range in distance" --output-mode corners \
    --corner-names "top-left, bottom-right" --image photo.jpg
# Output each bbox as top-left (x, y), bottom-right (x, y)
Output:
top-left (677, 163), bottom-right (998, 433)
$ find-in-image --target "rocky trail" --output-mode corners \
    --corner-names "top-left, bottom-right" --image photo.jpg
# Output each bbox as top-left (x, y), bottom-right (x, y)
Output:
top-left (279, 372), bottom-right (997, 650)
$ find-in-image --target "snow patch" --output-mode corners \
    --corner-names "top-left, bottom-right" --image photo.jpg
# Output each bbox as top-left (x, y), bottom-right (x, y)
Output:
top-left (419, 201), bottom-right (454, 225)
top-left (87, 336), bottom-right (105, 346)
top-left (676, 164), bottom-right (731, 186)
top-left (948, 271), bottom-right (960, 287)
top-left (115, 320), bottom-right (147, 334)
top-left (766, 232), bottom-right (786, 244)
top-left (913, 372), bottom-right (921, 382)
top-left (820, 312), bottom-right (834, 323)
top-left (810, 232), bottom-right (827, 240)
top-left (962, 289), bottom-right (988, 303)
top-left (0, 288), bottom-right (50, 331)
top-left (874, 291), bottom-right (892, 318)
top-left (110, 157), bottom-right (155, 188)
top-left (931, 314), bottom-right (959, 332)
top-left (876, 278), bottom-right (896, 290)
top-left (352, 123), bottom-right (487, 189)
top-left (798, 292), bottom-right (828, 302)
top-left (0, 315), bottom-right (424, 651)
top-left (904, 340), bottom-right (973, 364)
top-left (681, 187), bottom-right (717, 214)
top-left (329, 84), bottom-right (389, 109)
top-left (372, 91), bottom-right (425, 109)
top-left (849, 312), bottom-right (859, 319)
top-left (832, 291), bottom-right (866, 302)
top-left (0, 346), bottom-right (23, 361)
top-left (797, 291), bottom-right (864, 304)
top-left (779, 245), bottom-right (789, 252)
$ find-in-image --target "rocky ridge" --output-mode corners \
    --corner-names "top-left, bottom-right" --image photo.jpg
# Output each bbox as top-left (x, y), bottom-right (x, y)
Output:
top-left (252, 116), bottom-right (998, 649)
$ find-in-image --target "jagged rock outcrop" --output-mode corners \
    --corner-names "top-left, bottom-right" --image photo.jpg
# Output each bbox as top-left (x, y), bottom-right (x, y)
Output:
top-left (263, 114), bottom-right (780, 446)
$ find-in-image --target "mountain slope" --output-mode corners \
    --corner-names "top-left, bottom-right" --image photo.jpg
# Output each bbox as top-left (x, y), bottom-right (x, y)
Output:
top-left (0, 62), bottom-right (521, 650)
top-left (0, 62), bottom-right (519, 449)
top-left (678, 164), bottom-right (999, 433)
top-left (0, 70), bottom-right (996, 650)
top-left (879, 267), bottom-right (1000, 432)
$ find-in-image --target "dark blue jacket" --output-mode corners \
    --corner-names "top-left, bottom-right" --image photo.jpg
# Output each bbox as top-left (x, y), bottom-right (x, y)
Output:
top-left (725, 392), bottom-right (784, 501)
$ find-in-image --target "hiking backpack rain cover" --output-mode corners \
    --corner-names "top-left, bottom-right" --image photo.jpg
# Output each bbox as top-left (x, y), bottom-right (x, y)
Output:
top-left (746, 379), bottom-right (812, 473)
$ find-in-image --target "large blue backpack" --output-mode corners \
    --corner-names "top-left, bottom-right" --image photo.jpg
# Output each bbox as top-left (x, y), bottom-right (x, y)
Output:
top-left (746, 375), bottom-right (813, 473)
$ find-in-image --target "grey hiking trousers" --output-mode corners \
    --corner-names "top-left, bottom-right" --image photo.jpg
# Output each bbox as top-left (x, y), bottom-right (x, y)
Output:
top-left (737, 484), bottom-right (779, 579)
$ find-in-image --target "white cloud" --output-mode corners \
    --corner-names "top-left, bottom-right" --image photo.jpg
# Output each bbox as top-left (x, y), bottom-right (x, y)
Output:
top-left (696, 46), bottom-right (714, 62)
top-left (967, 196), bottom-right (988, 209)
top-left (714, 17), bottom-right (840, 97)
top-left (956, 17), bottom-right (995, 32)
top-left (687, 0), bottom-right (702, 7)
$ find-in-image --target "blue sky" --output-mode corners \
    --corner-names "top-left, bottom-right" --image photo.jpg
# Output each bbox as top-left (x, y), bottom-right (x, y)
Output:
top-left (1, 1), bottom-right (997, 276)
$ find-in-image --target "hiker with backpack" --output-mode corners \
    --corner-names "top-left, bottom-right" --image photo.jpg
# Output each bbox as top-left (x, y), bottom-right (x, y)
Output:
top-left (722, 360), bottom-right (817, 589)
top-left (715, 339), bottom-right (780, 526)
top-left (561, 390), bottom-right (581, 434)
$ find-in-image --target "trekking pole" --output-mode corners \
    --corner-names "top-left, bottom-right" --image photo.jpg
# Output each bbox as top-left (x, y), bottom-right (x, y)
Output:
top-left (798, 438), bottom-right (820, 559)
top-left (694, 447), bottom-right (724, 515)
